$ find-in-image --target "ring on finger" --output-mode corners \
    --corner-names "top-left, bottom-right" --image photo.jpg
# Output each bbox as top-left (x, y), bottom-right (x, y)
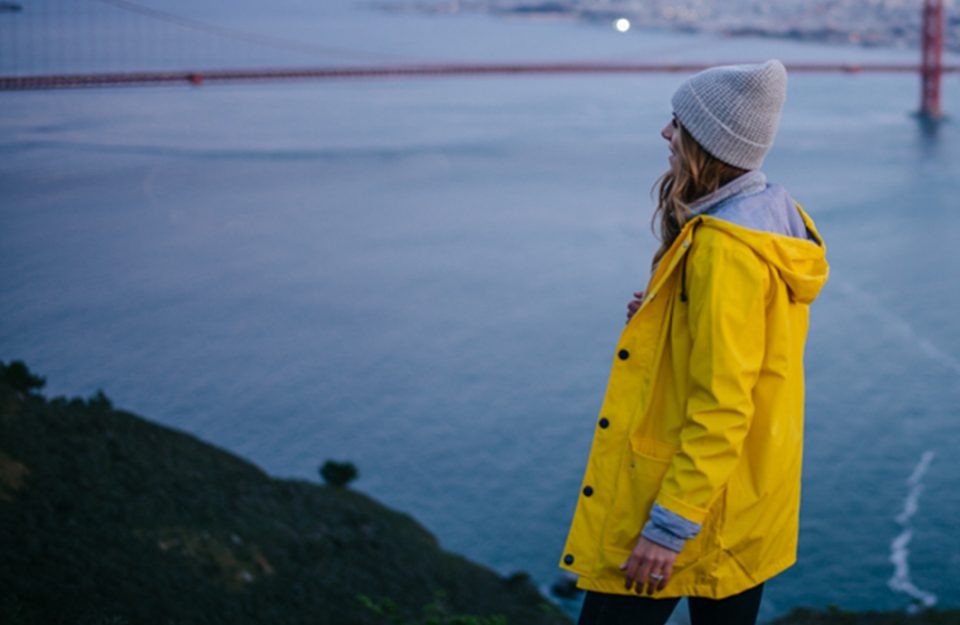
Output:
top-left (649, 573), bottom-right (664, 582)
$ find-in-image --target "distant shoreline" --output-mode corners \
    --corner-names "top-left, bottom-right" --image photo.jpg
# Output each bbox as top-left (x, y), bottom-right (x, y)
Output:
top-left (376, 0), bottom-right (960, 54)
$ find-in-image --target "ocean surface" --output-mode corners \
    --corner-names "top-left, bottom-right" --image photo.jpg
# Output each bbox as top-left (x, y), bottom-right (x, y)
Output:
top-left (2, 1), bottom-right (960, 621)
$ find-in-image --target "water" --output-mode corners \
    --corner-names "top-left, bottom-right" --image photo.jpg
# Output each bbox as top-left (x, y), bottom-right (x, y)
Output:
top-left (2, 1), bottom-right (960, 622)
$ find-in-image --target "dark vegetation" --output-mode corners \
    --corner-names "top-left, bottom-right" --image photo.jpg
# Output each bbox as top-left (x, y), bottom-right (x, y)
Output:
top-left (320, 460), bottom-right (359, 489)
top-left (0, 360), bottom-right (570, 625)
top-left (2, 358), bottom-right (957, 625)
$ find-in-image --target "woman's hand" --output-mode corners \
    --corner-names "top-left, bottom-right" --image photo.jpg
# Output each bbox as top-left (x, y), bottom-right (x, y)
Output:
top-left (626, 291), bottom-right (645, 323)
top-left (619, 536), bottom-right (678, 595)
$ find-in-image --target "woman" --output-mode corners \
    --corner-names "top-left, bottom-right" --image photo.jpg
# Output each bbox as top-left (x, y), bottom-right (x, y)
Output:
top-left (559, 60), bottom-right (829, 625)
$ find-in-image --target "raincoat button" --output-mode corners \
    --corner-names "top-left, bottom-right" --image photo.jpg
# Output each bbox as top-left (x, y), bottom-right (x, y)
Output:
top-left (618, 349), bottom-right (630, 360)
top-left (599, 418), bottom-right (610, 429)
top-left (564, 554), bottom-right (575, 565)
top-left (582, 486), bottom-right (594, 497)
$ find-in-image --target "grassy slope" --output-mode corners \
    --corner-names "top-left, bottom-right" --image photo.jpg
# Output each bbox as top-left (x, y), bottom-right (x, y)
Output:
top-left (0, 376), bottom-right (570, 625)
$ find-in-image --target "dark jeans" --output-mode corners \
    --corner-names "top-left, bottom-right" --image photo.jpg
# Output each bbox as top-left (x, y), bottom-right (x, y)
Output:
top-left (577, 584), bottom-right (764, 625)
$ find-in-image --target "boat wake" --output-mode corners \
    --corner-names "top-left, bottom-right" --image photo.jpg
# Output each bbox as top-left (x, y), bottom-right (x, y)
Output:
top-left (887, 450), bottom-right (937, 613)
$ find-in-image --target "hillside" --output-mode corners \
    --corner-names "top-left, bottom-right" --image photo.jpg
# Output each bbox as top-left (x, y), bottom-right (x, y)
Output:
top-left (2, 359), bottom-right (958, 625)
top-left (0, 360), bottom-right (570, 625)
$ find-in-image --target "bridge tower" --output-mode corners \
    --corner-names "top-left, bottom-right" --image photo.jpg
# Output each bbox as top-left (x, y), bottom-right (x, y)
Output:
top-left (920, 0), bottom-right (945, 118)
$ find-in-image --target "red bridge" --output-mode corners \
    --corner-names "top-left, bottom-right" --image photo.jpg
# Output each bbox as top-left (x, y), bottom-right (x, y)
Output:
top-left (0, 0), bottom-right (951, 119)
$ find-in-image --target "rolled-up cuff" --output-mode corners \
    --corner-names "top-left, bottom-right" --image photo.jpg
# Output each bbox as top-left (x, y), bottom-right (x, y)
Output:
top-left (641, 502), bottom-right (703, 553)
top-left (641, 520), bottom-right (687, 552)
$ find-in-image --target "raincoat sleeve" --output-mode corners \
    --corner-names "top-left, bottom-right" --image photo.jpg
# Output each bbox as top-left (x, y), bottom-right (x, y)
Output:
top-left (654, 234), bottom-right (768, 525)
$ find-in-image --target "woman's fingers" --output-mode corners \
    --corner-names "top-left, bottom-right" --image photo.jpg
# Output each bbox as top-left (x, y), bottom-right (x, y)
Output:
top-left (647, 555), bottom-right (675, 594)
top-left (622, 554), bottom-right (674, 595)
top-left (635, 558), bottom-right (655, 594)
top-left (646, 567), bottom-right (664, 596)
top-left (656, 561), bottom-right (674, 592)
top-left (619, 557), bottom-right (638, 591)
top-left (623, 537), bottom-right (679, 594)
top-left (626, 294), bottom-right (645, 322)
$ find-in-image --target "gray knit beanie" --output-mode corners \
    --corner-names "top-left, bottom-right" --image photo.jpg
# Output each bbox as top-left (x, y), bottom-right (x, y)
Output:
top-left (671, 59), bottom-right (787, 170)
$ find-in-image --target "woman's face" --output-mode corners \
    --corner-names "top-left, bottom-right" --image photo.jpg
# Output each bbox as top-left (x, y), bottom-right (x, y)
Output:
top-left (660, 114), bottom-right (681, 174)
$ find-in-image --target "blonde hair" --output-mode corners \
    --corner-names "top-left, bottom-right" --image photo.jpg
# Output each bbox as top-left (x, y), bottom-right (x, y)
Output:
top-left (650, 120), bottom-right (748, 270)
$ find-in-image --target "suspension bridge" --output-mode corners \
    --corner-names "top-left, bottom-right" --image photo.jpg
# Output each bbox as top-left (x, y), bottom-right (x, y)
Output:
top-left (0, 0), bottom-right (953, 119)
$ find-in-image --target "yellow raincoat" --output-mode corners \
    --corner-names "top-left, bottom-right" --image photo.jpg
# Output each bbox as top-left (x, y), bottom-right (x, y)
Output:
top-left (559, 203), bottom-right (829, 598)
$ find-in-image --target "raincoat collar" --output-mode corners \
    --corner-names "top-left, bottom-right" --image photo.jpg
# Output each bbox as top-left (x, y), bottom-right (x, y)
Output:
top-left (646, 203), bottom-right (828, 312)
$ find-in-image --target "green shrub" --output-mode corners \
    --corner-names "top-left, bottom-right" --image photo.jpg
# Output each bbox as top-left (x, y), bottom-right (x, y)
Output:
top-left (1, 360), bottom-right (46, 395)
top-left (319, 460), bottom-right (358, 488)
top-left (87, 389), bottom-right (113, 411)
top-left (505, 572), bottom-right (532, 587)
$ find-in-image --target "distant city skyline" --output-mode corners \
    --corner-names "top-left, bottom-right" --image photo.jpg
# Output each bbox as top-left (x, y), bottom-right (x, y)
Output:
top-left (383, 0), bottom-right (960, 52)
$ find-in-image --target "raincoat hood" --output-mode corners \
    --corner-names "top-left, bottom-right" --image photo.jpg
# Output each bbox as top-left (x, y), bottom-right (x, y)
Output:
top-left (697, 205), bottom-right (828, 305)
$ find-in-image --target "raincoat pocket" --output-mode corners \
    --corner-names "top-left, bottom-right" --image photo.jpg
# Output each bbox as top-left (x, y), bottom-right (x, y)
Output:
top-left (603, 438), bottom-right (676, 552)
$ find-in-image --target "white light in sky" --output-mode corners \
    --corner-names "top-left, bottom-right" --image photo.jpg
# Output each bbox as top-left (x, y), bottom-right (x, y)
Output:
top-left (614, 18), bottom-right (631, 33)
